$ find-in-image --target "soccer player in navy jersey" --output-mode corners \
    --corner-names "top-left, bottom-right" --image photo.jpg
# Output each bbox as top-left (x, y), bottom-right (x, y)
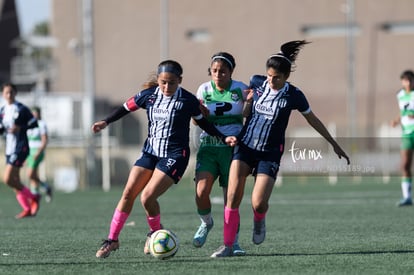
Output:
top-left (211, 40), bottom-right (350, 257)
top-left (0, 83), bottom-right (40, 219)
top-left (93, 60), bottom-right (237, 258)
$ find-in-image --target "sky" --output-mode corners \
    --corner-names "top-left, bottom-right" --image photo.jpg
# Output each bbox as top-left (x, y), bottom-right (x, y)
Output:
top-left (15, 0), bottom-right (51, 35)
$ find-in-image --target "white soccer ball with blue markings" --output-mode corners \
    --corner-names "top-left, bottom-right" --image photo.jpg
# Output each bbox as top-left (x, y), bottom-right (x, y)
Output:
top-left (149, 229), bottom-right (179, 259)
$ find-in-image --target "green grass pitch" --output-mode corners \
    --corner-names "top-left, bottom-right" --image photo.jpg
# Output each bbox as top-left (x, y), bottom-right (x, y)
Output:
top-left (1, 176), bottom-right (414, 274)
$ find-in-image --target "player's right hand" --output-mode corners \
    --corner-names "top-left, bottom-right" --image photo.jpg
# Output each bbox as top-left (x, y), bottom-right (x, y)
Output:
top-left (92, 121), bottom-right (107, 133)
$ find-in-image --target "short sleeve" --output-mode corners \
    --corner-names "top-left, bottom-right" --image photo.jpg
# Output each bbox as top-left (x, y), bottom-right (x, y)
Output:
top-left (124, 87), bottom-right (156, 111)
top-left (249, 75), bottom-right (266, 89)
top-left (190, 94), bottom-right (203, 118)
top-left (294, 88), bottom-right (311, 114)
top-left (196, 84), bottom-right (205, 102)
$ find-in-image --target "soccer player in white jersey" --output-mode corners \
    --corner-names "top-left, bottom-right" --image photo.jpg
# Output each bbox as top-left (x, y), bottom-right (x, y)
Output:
top-left (391, 70), bottom-right (414, 206)
top-left (192, 52), bottom-right (248, 255)
top-left (93, 60), bottom-right (237, 258)
top-left (26, 107), bottom-right (52, 202)
top-left (0, 83), bottom-right (40, 218)
top-left (211, 40), bottom-right (350, 257)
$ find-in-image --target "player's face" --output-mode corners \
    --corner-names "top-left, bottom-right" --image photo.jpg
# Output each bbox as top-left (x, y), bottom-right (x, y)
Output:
top-left (266, 68), bottom-right (288, 91)
top-left (2, 86), bottom-right (16, 104)
top-left (157, 72), bottom-right (182, 96)
top-left (401, 78), bottom-right (412, 92)
top-left (210, 60), bottom-right (232, 90)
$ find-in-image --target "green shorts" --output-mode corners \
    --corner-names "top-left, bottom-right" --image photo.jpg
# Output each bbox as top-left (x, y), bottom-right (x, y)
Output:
top-left (195, 145), bottom-right (233, 187)
top-left (26, 149), bottom-right (45, 169)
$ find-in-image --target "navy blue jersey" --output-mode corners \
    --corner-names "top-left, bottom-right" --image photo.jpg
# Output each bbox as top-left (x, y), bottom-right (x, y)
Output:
top-left (239, 75), bottom-right (311, 153)
top-left (0, 101), bottom-right (37, 156)
top-left (124, 86), bottom-right (203, 157)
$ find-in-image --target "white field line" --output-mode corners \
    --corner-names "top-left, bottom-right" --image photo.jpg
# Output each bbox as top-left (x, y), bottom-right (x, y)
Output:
top-left (211, 191), bottom-right (397, 205)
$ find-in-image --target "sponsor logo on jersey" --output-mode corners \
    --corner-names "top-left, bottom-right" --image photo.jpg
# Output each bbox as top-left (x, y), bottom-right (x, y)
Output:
top-left (153, 108), bottom-right (170, 121)
top-left (231, 91), bottom-right (240, 101)
top-left (255, 103), bottom-right (274, 116)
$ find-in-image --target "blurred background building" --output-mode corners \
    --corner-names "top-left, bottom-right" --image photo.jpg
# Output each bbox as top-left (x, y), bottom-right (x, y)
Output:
top-left (1, 0), bottom-right (414, 189)
top-left (0, 0), bottom-right (19, 84)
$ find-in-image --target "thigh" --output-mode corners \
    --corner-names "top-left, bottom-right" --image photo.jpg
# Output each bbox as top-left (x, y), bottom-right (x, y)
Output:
top-left (141, 168), bottom-right (175, 202)
top-left (3, 164), bottom-right (23, 189)
top-left (117, 166), bottom-right (153, 212)
top-left (401, 149), bottom-right (413, 167)
top-left (124, 166), bottom-right (154, 195)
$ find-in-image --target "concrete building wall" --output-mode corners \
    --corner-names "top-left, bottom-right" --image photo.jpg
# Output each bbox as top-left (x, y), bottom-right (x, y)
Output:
top-left (50, 0), bottom-right (414, 137)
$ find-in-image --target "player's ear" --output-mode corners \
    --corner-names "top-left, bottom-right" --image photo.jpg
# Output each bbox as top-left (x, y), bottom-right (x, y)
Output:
top-left (285, 72), bottom-right (290, 79)
top-left (178, 76), bottom-right (183, 84)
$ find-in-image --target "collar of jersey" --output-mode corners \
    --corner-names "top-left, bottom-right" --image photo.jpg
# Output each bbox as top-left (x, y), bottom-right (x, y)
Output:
top-left (265, 81), bottom-right (289, 94)
top-left (211, 80), bottom-right (233, 93)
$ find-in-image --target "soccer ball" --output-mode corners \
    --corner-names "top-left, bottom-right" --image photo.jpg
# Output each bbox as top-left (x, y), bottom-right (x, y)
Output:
top-left (149, 229), bottom-right (179, 260)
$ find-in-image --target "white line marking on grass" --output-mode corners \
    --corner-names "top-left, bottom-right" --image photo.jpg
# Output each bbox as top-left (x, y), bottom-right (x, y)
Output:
top-left (272, 199), bottom-right (382, 205)
top-left (211, 196), bottom-right (224, 204)
top-left (212, 192), bottom-right (398, 205)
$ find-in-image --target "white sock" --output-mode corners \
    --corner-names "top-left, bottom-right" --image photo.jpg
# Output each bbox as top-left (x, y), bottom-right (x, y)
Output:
top-left (402, 181), bottom-right (412, 199)
top-left (200, 213), bottom-right (213, 225)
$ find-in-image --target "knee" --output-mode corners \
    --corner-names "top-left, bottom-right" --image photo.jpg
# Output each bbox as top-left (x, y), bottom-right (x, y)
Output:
top-left (196, 187), bottom-right (209, 201)
top-left (227, 191), bottom-right (242, 208)
top-left (120, 187), bottom-right (138, 206)
top-left (252, 201), bottom-right (268, 213)
top-left (401, 162), bottom-right (411, 173)
top-left (140, 190), bottom-right (154, 208)
top-left (3, 174), bottom-right (11, 186)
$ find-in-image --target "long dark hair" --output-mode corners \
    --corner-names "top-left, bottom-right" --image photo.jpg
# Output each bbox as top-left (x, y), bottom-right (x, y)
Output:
top-left (266, 40), bottom-right (311, 75)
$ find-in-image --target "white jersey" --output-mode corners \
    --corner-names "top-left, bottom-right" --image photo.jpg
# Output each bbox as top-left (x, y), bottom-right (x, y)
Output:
top-left (196, 80), bottom-right (248, 146)
top-left (27, 120), bottom-right (47, 149)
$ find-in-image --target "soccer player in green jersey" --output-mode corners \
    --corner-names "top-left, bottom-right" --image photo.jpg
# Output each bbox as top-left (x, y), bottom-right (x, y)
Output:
top-left (192, 52), bottom-right (249, 255)
top-left (26, 107), bottom-right (53, 202)
top-left (391, 70), bottom-right (414, 206)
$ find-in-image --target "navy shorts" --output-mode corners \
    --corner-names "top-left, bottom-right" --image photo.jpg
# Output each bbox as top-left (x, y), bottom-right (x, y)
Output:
top-left (232, 143), bottom-right (281, 179)
top-left (6, 151), bottom-right (29, 168)
top-left (134, 149), bottom-right (190, 183)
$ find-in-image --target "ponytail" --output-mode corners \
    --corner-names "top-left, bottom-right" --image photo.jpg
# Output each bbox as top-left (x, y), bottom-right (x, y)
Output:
top-left (267, 40), bottom-right (311, 74)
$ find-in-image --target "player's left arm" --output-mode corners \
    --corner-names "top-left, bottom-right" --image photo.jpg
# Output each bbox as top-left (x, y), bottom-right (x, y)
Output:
top-left (303, 111), bottom-right (350, 164)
